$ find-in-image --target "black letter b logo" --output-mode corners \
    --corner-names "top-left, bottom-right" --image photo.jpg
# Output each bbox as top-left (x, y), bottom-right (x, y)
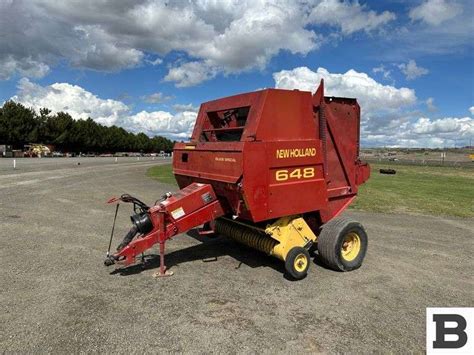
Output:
top-left (433, 314), bottom-right (468, 349)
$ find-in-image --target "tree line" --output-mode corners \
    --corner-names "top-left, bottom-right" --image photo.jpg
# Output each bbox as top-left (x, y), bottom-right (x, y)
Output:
top-left (0, 101), bottom-right (174, 153)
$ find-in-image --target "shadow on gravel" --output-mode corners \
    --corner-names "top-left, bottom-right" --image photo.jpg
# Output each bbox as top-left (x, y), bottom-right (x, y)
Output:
top-left (110, 228), bottom-right (286, 277)
top-left (311, 254), bottom-right (335, 271)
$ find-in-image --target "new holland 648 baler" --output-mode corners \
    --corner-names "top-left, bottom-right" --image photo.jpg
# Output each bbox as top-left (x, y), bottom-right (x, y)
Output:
top-left (104, 80), bottom-right (370, 280)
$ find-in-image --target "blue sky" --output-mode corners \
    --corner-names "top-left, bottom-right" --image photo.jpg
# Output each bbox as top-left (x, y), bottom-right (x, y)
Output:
top-left (0, 0), bottom-right (472, 147)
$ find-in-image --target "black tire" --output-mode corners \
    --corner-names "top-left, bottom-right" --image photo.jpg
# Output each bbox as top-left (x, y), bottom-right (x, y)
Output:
top-left (284, 247), bottom-right (310, 280)
top-left (317, 217), bottom-right (368, 271)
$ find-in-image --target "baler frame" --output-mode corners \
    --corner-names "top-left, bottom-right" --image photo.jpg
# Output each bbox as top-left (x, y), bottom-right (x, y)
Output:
top-left (105, 80), bottom-right (370, 280)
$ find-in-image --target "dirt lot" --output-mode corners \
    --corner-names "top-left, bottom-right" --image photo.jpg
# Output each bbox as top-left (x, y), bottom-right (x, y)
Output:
top-left (1, 158), bottom-right (473, 353)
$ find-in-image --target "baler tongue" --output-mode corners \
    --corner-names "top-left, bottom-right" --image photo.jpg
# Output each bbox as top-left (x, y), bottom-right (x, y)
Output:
top-left (104, 183), bottom-right (224, 276)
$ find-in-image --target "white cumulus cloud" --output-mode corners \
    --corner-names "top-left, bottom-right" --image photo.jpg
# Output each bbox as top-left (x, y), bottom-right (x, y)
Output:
top-left (273, 66), bottom-right (416, 113)
top-left (12, 78), bottom-right (129, 126)
top-left (398, 60), bottom-right (429, 80)
top-left (372, 65), bottom-right (392, 80)
top-left (426, 97), bottom-right (436, 112)
top-left (469, 106), bottom-right (474, 115)
top-left (0, 0), bottom-right (395, 86)
top-left (0, 55), bottom-right (50, 81)
top-left (409, 0), bottom-right (462, 26)
top-left (164, 62), bottom-right (218, 88)
top-left (9, 79), bottom-right (197, 139)
top-left (142, 92), bottom-right (173, 104)
top-left (71, 25), bottom-right (144, 71)
top-left (126, 111), bottom-right (197, 139)
top-left (308, 0), bottom-right (396, 34)
top-left (173, 103), bottom-right (199, 113)
top-left (412, 117), bottom-right (473, 136)
top-left (362, 115), bottom-right (474, 148)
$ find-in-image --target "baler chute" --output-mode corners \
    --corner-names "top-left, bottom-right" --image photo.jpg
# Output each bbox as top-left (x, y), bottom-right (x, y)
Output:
top-left (104, 80), bottom-right (370, 280)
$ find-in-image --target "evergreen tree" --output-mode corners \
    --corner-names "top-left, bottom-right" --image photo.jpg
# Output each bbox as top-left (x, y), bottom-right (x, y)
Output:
top-left (0, 101), bottom-right (175, 153)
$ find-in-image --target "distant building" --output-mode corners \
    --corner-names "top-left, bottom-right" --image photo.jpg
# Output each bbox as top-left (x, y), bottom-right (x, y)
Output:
top-left (0, 144), bottom-right (13, 157)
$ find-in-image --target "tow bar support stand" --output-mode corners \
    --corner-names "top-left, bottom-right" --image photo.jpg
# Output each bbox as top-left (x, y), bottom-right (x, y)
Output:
top-left (153, 242), bottom-right (173, 277)
top-left (153, 211), bottom-right (173, 278)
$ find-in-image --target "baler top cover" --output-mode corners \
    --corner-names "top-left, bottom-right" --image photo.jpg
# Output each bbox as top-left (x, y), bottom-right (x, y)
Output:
top-left (191, 88), bottom-right (317, 143)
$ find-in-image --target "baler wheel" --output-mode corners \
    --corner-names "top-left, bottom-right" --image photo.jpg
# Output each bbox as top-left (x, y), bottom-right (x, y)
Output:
top-left (317, 217), bottom-right (368, 272)
top-left (284, 247), bottom-right (310, 280)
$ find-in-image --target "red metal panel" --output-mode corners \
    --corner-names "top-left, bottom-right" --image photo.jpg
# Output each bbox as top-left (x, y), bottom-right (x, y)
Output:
top-left (239, 140), bottom-right (329, 222)
top-left (174, 150), bottom-right (242, 183)
top-left (325, 100), bottom-right (359, 191)
top-left (158, 183), bottom-right (217, 217)
top-left (263, 140), bottom-right (328, 220)
top-left (170, 200), bottom-right (224, 234)
top-left (256, 89), bottom-right (315, 141)
top-left (241, 142), bottom-right (268, 221)
top-left (316, 97), bottom-right (364, 222)
top-left (267, 178), bottom-right (328, 219)
top-left (174, 142), bottom-right (243, 183)
top-left (190, 91), bottom-right (265, 143)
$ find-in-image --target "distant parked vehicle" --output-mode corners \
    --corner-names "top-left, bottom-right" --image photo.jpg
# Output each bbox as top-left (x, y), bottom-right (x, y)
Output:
top-left (24, 144), bottom-right (53, 157)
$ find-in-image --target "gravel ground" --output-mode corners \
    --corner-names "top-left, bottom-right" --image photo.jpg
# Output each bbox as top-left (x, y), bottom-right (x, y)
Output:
top-left (1, 158), bottom-right (473, 353)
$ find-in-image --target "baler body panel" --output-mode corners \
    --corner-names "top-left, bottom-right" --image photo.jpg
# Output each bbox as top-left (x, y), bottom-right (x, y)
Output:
top-left (239, 140), bottom-right (327, 222)
top-left (173, 84), bottom-right (369, 225)
top-left (173, 142), bottom-right (243, 183)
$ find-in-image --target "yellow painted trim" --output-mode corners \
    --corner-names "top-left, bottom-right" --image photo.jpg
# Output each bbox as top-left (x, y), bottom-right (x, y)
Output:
top-left (184, 145), bottom-right (196, 150)
top-left (265, 216), bottom-right (317, 261)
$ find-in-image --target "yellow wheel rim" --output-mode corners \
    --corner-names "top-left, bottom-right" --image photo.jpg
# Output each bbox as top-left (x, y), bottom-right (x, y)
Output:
top-left (294, 253), bottom-right (308, 272)
top-left (341, 232), bottom-right (361, 261)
